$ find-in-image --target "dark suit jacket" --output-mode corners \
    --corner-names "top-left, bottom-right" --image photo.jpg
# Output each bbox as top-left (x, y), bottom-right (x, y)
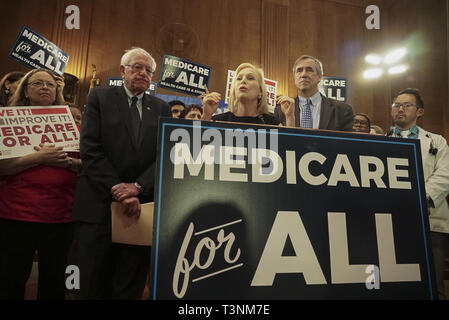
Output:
top-left (72, 86), bottom-right (170, 224)
top-left (274, 94), bottom-right (354, 131)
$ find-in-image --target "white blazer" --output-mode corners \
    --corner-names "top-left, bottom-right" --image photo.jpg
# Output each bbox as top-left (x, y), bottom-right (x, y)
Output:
top-left (392, 127), bottom-right (449, 233)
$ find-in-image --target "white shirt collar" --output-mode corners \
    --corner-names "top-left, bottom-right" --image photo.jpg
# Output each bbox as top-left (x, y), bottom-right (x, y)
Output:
top-left (298, 91), bottom-right (321, 107)
top-left (123, 85), bottom-right (144, 100)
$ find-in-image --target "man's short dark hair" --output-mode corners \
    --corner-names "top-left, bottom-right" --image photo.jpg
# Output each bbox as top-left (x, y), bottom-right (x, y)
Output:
top-left (180, 104), bottom-right (203, 119)
top-left (396, 88), bottom-right (424, 109)
top-left (168, 100), bottom-right (186, 108)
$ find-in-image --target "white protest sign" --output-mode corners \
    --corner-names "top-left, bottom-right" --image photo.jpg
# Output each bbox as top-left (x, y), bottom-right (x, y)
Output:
top-left (224, 70), bottom-right (278, 113)
top-left (0, 105), bottom-right (80, 160)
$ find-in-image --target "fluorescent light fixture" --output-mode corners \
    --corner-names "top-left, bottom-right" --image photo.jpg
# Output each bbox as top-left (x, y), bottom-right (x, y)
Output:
top-left (365, 54), bottom-right (382, 65)
top-left (388, 64), bottom-right (409, 74)
top-left (384, 48), bottom-right (407, 64)
top-left (363, 68), bottom-right (383, 79)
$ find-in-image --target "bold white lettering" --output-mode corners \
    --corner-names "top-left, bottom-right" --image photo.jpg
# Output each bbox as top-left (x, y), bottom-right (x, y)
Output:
top-left (173, 143), bottom-right (215, 180)
top-left (387, 157), bottom-right (411, 189)
top-left (65, 5), bottom-right (80, 29)
top-left (219, 146), bottom-right (248, 182)
top-left (328, 212), bottom-right (370, 283)
top-left (251, 148), bottom-right (283, 183)
top-left (251, 211), bottom-right (327, 286)
top-left (175, 71), bottom-right (189, 85)
top-left (359, 156), bottom-right (386, 188)
top-left (298, 152), bottom-right (327, 186)
top-left (375, 214), bottom-right (421, 282)
top-left (328, 154), bottom-right (360, 187)
top-left (365, 5), bottom-right (380, 30)
top-left (30, 49), bottom-right (45, 65)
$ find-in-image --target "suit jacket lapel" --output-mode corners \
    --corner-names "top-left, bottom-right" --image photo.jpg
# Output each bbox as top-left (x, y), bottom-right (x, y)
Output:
top-left (138, 94), bottom-right (157, 148)
top-left (319, 95), bottom-right (332, 130)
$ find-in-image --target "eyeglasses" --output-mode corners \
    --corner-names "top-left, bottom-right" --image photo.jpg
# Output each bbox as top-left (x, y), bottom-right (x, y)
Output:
top-left (391, 102), bottom-right (417, 109)
top-left (125, 63), bottom-right (155, 77)
top-left (353, 119), bottom-right (369, 127)
top-left (28, 81), bottom-right (57, 89)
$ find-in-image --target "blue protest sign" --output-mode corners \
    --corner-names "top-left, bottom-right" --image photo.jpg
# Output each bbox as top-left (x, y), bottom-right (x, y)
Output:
top-left (147, 82), bottom-right (157, 96)
top-left (107, 77), bottom-right (124, 87)
top-left (107, 78), bottom-right (157, 96)
top-left (322, 76), bottom-right (348, 102)
top-left (8, 26), bottom-right (69, 76)
top-left (158, 55), bottom-right (211, 96)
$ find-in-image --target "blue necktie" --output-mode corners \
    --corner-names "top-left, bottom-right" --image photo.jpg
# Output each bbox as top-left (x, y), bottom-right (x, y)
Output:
top-left (130, 96), bottom-right (141, 143)
top-left (300, 99), bottom-right (313, 128)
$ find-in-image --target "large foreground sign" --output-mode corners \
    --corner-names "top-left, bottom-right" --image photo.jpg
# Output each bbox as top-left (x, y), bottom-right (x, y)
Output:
top-left (151, 118), bottom-right (436, 300)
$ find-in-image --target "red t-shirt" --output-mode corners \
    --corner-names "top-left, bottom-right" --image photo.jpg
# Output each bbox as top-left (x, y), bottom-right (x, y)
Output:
top-left (0, 122), bottom-right (81, 223)
top-left (0, 154), bottom-right (79, 223)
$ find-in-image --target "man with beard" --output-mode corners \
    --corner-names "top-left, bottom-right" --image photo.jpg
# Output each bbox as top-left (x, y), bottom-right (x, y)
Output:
top-left (69, 47), bottom-right (170, 299)
top-left (389, 88), bottom-right (449, 299)
top-left (274, 55), bottom-right (354, 131)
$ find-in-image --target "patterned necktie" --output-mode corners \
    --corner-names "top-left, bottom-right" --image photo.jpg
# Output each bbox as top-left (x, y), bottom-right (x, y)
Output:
top-left (395, 126), bottom-right (419, 139)
top-left (130, 96), bottom-right (141, 143)
top-left (300, 99), bottom-right (313, 128)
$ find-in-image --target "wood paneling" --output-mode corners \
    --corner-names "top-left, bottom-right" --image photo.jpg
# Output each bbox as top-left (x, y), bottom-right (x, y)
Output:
top-left (261, 0), bottom-right (289, 94)
top-left (0, 0), bottom-right (447, 138)
top-left (386, 0), bottom-right (448, 137)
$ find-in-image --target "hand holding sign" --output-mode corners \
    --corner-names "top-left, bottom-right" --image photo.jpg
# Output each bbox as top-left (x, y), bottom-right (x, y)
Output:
top-left (33, 143), bottom-right (68, 166)
top-left (201, 87), bottom-right (221, 121)
top-left (276, 94), bottom-right (296, 127)
top-left (55, 75), bottom-right (65, 103)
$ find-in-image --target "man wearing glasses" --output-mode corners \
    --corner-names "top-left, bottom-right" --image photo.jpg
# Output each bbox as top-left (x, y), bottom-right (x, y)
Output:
top-left (352, 113), bottom-right (371, 133)
top-left (70, 47), bottom-right (170, 299)
top-left (389, 88), bottom-right (449, 300)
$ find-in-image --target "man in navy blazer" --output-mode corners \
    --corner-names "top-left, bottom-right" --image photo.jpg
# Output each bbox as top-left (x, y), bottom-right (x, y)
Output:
top-left (275, 55), bottom-right (354, 131)
top-left (70, 47), bottom-right (170, 299)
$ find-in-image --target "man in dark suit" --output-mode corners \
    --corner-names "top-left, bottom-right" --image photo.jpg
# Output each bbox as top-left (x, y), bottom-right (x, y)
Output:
top-left (69, 47), bottom-right (170, 299)
top-left (275, 55), bottom-right (354, 131)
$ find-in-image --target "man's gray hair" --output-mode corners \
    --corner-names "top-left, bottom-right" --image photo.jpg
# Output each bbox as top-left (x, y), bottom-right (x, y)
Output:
top-left (120, 47), bottom-right (156, 69)
top-left (292, 55), bottom-right (324, 77)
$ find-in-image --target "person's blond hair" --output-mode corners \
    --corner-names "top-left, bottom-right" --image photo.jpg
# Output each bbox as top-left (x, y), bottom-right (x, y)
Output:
top-left (228, 63), bottom-right (268, 115)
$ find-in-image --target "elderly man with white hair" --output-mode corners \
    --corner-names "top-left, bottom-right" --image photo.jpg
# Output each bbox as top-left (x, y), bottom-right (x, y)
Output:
top-left (70, 47), bottom-right (170, 299)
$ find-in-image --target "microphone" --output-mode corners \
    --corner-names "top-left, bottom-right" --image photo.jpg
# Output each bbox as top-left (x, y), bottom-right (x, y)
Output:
top-left (426, 134), bottom-right (438, 155)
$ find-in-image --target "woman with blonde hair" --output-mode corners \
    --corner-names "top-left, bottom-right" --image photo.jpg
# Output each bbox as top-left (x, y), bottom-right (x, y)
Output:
top-left (202, 62), bottom-right (294, 125)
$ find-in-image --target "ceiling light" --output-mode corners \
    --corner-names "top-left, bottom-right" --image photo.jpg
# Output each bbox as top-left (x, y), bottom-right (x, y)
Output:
top-left (365, 54), bottom-right (382, 65)
top-left (388, 64), bottom-right (409, 74)
top-left (384, 48), bottom-right (407, 64)
top-left (363, 68), bottom-right (383, 79)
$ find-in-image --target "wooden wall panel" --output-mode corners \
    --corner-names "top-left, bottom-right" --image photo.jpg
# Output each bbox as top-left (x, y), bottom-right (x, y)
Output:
top-left (0, 0), bottom-right (59, 74)
top-left (386, 0), bottom-right (448, 138)
top-left (0, 0), bottom-right (447, 139)
top-left (261, 0), bottom-right (290, 94)
top-left (288, 0), bottom-right (392, 132)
